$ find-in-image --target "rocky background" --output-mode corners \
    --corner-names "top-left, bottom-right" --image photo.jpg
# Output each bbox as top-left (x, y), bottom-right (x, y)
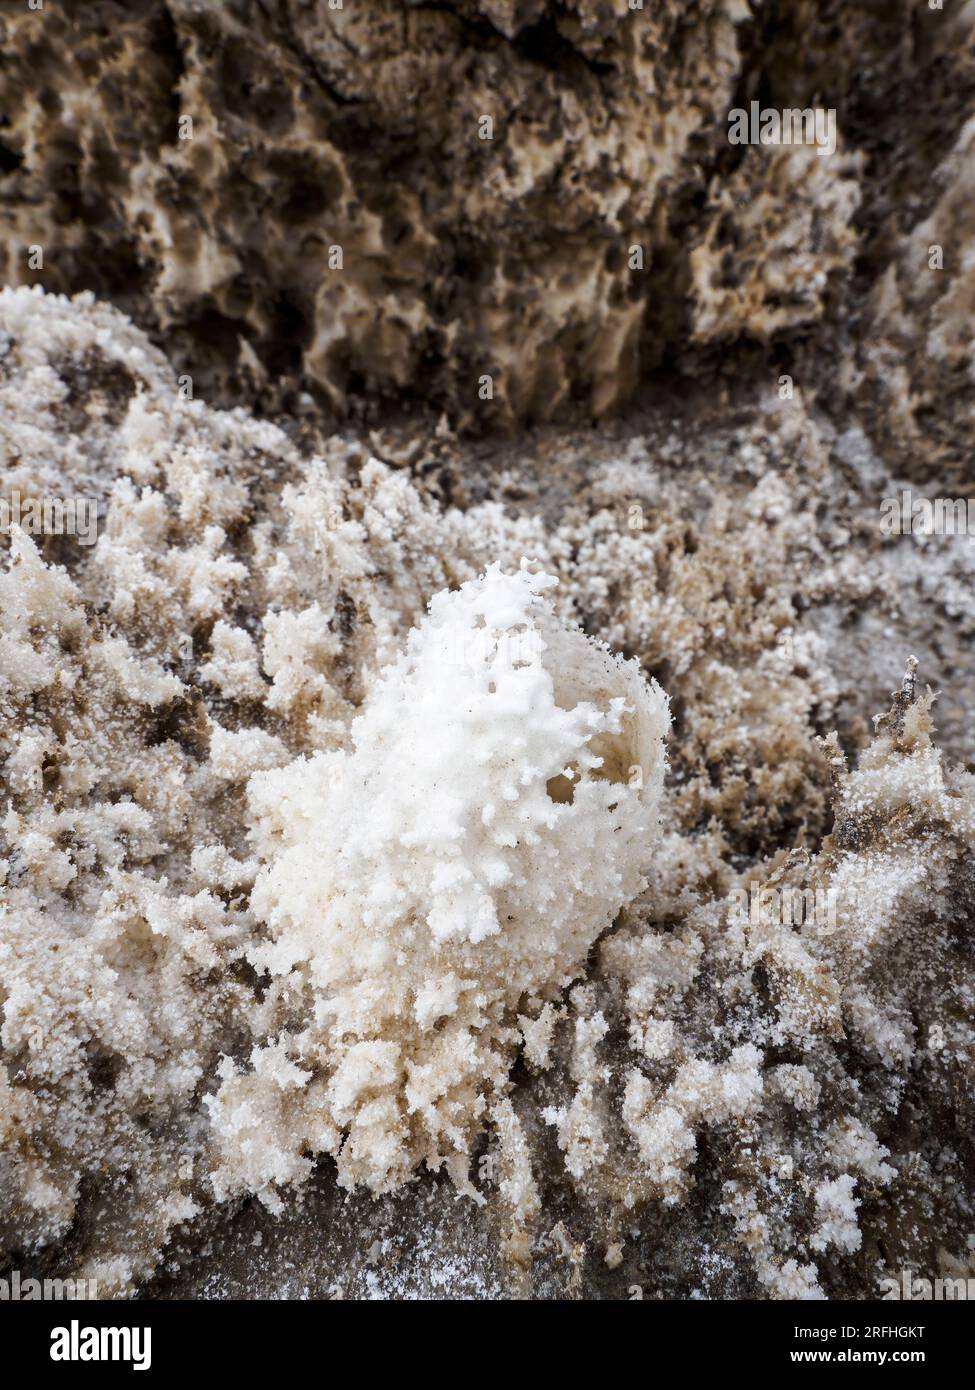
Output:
top-left (0, 0), bottom-right (974, 1300)
top-left (1, 0), bottom-right (972, 456)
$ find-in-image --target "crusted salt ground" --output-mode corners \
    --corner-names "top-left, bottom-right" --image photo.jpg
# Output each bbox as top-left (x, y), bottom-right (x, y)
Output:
top-left (1, 287), bottom-right (973, 1299)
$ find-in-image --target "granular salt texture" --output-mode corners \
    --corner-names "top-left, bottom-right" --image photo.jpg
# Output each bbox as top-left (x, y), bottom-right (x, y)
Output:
top-left (541, 663), bottom-right (975, 1298)
top-left (1, 286), bottom-right (972, 1297)
top-left (0, 529), bottom-right (255, 1293)
top-left (207, 564), bottom-right (670, 1203)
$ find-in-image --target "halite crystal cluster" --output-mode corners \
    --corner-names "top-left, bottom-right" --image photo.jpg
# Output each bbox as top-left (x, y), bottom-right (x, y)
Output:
top-left (208, 564), bottom-right (670, 1200)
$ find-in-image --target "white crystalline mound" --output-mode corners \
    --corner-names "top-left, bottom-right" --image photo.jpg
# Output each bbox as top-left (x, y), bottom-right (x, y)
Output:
top-left (209, 563), bottom-right (670, 1199)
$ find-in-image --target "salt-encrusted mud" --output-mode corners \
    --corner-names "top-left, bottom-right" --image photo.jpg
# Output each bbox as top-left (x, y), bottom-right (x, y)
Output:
top-left (0, 286), bottom-right (972, 1299)
top-left (1, 0), bottom-right (974, 1300)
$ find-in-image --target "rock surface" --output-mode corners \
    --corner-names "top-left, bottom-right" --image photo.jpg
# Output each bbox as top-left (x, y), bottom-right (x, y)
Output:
top-left (0, 0), bottom-right (971, 440)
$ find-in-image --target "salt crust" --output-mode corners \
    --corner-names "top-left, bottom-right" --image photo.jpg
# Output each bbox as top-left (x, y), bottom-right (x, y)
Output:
top-left (1, 287), bottom-right (972, 1298)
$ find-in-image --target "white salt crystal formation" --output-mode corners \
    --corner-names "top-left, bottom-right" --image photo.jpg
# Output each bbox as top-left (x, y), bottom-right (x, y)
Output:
top-left (208, 564), bottom-right (670, 1202)
top-left (4, 288), bottom-right (971, 1296)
